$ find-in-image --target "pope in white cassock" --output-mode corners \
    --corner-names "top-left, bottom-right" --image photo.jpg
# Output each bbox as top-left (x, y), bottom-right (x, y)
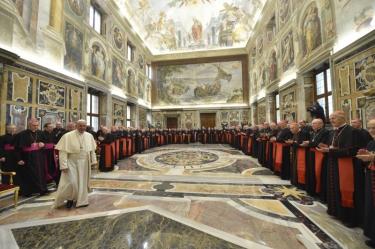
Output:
top-left (54, 120), bottom-right (97, 208)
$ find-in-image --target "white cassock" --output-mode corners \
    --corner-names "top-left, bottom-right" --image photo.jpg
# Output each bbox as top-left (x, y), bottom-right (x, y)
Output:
top-left (54, 130), bottom-right (97, 208)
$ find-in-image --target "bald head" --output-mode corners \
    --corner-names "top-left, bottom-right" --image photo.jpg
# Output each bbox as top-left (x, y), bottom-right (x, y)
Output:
top-left (367, 119), bottom-right (375, 138)
top-left (289, 122), bottom-right (299, 134)
top-left (311, 119), bottom-right (324, 131)
top-left (329, 111), bottom-right (346, 128)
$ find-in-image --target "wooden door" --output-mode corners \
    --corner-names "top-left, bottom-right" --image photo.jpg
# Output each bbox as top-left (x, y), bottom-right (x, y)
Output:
top-left (200, 113), bottom-right (216, 128)
top-left (166, 117), bottom-right (178, 129)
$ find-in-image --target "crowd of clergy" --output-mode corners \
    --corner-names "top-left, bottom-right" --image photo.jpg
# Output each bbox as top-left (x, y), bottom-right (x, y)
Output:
top-left (1, 111), bottom-right (375, 247)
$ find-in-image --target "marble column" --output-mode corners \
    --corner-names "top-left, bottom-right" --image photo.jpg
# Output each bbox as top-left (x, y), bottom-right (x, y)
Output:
top-left (134, 105), bottom-right (139, 128)
top-left (41, 0), bottom-right (64, 67)
top-left (297, 72), bottom-right (314, 122)
top-left (251, 103), bottom-right (258, 125)
top-left (267, 93), bottom-right (276, 123)
top-left (49, 0), bottom-right (63, 33)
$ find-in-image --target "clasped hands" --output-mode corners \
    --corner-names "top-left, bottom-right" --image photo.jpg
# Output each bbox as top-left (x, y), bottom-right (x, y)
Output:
top-left (356, 149), bottom-right (375, 162)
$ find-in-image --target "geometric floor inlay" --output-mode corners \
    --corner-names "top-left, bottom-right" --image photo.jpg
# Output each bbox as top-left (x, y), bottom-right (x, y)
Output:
top-left (10, 209), bottom-right (246, 249)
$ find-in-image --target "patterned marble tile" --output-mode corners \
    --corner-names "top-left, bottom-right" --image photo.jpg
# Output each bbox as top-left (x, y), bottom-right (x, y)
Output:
top-left (187, 199), bottom-right (306, 249)
top-left (167, 183), bottom-right (272, 196)
top-left (292, 202), bottom-right (370, 249)
top-left (239, 199), bottom-right (296, 218)
top-left (90, 179), bottom-right (159, 191)
top-left (8, 210), bottom-right (245, 249)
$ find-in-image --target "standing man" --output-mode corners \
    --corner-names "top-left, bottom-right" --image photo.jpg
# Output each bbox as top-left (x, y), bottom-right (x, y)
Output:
top-left (0, 124), bottom-right (18, 184)
top-left (356, 119), bottom-right (375, 248)
top-left (351, 118), bottom-right (372, 149)
top-left (15, 118), bottom-right (47, 196)
top-left (317, 111), bottom-right (362, 227)
top-left (54, 120), bottom-right (97, 208)
top-left (41, 123), bottom-right (58, 183)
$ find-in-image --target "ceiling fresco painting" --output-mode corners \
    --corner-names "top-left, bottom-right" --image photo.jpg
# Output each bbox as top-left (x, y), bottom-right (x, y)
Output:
top-left (115, 0), bottom-right (266, 54)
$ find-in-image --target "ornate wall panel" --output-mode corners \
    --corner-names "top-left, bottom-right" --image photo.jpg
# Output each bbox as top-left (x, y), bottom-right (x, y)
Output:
top-left (1, 66), bottom-right (85, 133)
top-left (280, 85), bottom-right (297, 122)
top-left (112, 99), bottom-right (126, 126)
top-left (334, 45), bottom-right (375, 126)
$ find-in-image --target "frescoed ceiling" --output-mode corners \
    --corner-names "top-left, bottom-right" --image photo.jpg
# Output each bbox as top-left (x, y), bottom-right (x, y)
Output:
top-left (115, 0), bottom-right (267, 55)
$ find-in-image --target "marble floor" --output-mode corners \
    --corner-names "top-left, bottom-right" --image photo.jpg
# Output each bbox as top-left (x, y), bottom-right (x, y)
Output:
top-left (0, 144), bottom-right (369, 249)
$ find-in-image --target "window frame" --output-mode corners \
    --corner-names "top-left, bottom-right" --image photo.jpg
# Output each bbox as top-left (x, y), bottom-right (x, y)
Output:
top-left (126, 104), bottom-right (132, 128)
top-left (127, 43), bottom-right (135, 62)
top-left (314, 67), bottom-right (332, 122)
top-left (275, 93), bottom-right (280, 123)
top-left (89, 4), bottom-right (102, 34)
top-left (87, 91), bottom-right (100, 131)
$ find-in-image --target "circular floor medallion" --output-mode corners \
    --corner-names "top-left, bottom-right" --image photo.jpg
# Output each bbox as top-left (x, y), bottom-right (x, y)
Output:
top-left (136, 149), bottom-right (237, 173)
top-left (155, 151), bottom-right (219, 166)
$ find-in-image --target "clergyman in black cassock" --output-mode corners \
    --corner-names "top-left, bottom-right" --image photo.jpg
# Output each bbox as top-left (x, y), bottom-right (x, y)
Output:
top-left (0, 124), bottom-right (18, 184)
top-left (318, 111), bottom-right (363, 227)
top-left (356, 119), bottom-right (375, 248)
top-left (15, 119), bottom-right (47, 196)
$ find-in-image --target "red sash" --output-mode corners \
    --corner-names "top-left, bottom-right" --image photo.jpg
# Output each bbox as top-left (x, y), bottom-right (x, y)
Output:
top-left (274, 143), bottom-right (290, 172)
top-left (143, 137), bottom-right (149, 150)
top-left (338, 157), bottom-right (355, 208)
top-left (274, 143), bottom-right (283, 172)
top-left (103, 144), bottom-right (112, 168)
top-left (311, 149), bottom-right (324, 193)
top-left (247, 137), bottom-right (253, 154)
top-left (296, 147), bottom-right (306, 184)
top-left (110, 142), bottom-right (116, 160)
top-left (23, 143), bottom-right (40, 152)
top-left (240, 134), bottom-right (244, 148)
top-left (125, 138), bottom-right (132, 156)
top-left (121, 138), bottom-right (127, 156)
top-left (4, 144), bottom-right (15, 151)
top-left (115, 139), bottom-right (120, 160)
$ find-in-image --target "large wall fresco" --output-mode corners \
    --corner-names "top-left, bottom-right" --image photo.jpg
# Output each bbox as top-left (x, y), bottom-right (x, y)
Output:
top-left (117, 0), bottom-right (266, 54)
top-left (154, 60), bottom-right (244, 106)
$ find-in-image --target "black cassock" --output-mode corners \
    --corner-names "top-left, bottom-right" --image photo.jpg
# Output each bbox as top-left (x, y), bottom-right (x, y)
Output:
top-left (306, 128), bottom-right (330, 198)
top-left (99, 133), bottom-right (115, 172)
top-left (40, 131), bottom-right (59, 183)
top-left (251, 130), bottom-right (260, 158)
top-left (290, 131), bottom-right (310, 188)
top-left (0, 133), bottom-right (18, 184)
top-left (276, 128), bottom-right (293, 180)
top-left (15, 129), bottom-right (47, 196)
top-left (325, 125), bottom-right (363, 227)
top-left (135, 131), bottom-right (143, 153)
top-left (364, 140), bottom-right (375, 242)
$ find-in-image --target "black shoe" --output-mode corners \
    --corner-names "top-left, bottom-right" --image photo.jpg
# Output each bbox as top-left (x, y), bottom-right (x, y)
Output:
top-left (66, 200), bottom-right (74, 209)
top-left (366, 240), bottom-right (375, 248)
